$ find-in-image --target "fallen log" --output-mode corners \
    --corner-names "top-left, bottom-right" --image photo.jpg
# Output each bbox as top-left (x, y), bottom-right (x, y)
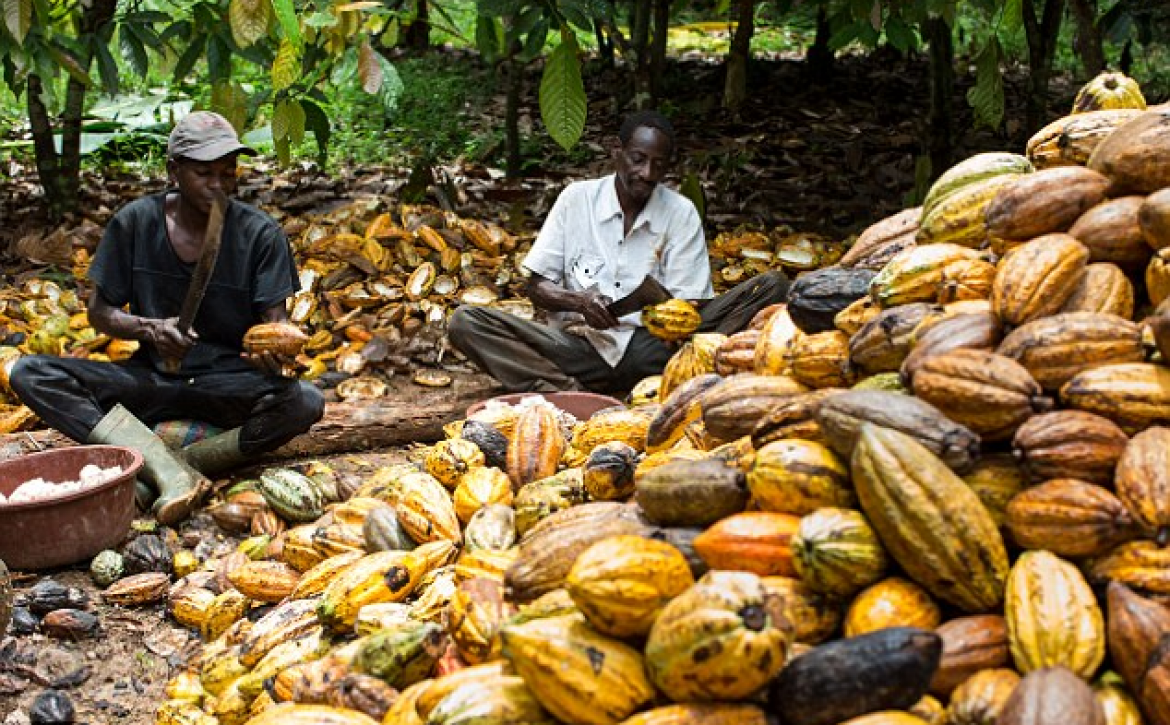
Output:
top-left (0, 377), bottom-right (501, 463)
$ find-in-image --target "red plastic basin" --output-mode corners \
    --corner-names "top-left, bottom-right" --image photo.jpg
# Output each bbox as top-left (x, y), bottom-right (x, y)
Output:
top-left (466, 391), bottom-right (624, 421)
top-left (0, 445), bottom-right (144, 570)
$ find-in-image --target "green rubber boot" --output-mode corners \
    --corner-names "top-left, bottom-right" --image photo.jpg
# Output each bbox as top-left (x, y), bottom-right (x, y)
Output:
top-left (88, 404), bottom-right (211, 526)
top-left (182, 428), bottom-right (248, 478)
top-left (134, 478), bottom-right (157, 511)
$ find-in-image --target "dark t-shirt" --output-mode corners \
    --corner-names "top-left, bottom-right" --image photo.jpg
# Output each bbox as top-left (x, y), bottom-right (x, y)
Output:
top-left (89, 191), bottom-right (299, 374)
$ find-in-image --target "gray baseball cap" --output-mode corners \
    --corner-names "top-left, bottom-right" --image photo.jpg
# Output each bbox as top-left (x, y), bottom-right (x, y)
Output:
top-left (167, 111), bottom-right (257, 161)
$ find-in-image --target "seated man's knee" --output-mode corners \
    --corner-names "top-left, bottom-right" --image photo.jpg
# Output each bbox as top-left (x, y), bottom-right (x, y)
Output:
top-left (302, 382), bottom-right (326, 421)
top-left (9, 356), bottom-right (49, 400)
top-left (447, 306), bottom-right (474, 345)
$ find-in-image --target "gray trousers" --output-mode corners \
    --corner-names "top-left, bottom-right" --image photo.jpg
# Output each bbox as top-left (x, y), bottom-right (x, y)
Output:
top-left (10, 356), bottom-right (325, 455)
top-left (447, 270), bottom-right (790, 395)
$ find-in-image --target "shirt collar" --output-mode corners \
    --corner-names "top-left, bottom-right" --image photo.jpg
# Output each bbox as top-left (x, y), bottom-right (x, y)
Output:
top-left (601, 174), bottom-right (663, 234)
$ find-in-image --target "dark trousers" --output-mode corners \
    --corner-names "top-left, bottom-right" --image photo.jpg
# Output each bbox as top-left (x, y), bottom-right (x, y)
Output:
top-left (447, 270), bottom-right (790, 396)
top-left (10, 356), bottom-right (325, 455)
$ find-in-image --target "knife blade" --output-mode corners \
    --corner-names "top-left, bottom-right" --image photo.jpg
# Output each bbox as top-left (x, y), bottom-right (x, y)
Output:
top-left (162, 192), bottom-right (228, 373)
top-left (606, 275), bottom-right (672, 318)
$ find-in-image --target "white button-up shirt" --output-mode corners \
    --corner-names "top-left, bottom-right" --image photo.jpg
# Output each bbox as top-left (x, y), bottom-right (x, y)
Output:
top-left (523, 174), bottom-right (714, 366)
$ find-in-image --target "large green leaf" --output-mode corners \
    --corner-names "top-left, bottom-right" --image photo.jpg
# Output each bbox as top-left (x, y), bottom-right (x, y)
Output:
top-left (539, 32), bottom-right (585, 152)
top-left (119, 24), bottom-right (148, 77)
top-left (211, 80), bottom-right (248, 131)
top-left (271, 0), bottom-right (301, 47)
top-left (966, 37), bottom-right (1004, 130)
top-left (301, 97), bottom-right (331, 160)
top-left (884, 16), bottom-right (918, 52)
top-left (474, 14), bottom-right (501, 62)
top-left (3, 0), bottom-right (30, 45)
top-left (999, 0), bottom-right (1023, 33)
top-left (93, 38), bottom-right (119, 95)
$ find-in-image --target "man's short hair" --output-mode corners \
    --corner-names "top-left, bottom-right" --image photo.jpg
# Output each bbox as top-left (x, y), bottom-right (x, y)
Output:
top-left (619, 110), bottom-right (676, 153)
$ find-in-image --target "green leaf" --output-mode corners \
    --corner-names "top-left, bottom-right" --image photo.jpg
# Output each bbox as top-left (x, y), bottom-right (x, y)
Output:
top-left (285, 98), bottom-right (305, 144)
top-left (679, 171), bottom-right (705, 224)
top-left (45, 43), bottom-right (91, 87)
top-left (119, 25), bottom-right (148, 77)
top-left (379, 17), bottom-right (398, 47)
top-left (999, 0), bottom-right (1023, 33)
top-left (375, 53), bottom-right (402, 112)
top-left (884, 16), bottom-right (918, 52)
top-left (230, 0), bottom-right (270, 49)
top-left (966, 37), bottom-right (1004, 130)
top-left (520, 17), bottom-right (548, 61)
top-left (172, 33), bottom-right (205, 83)
top-left (474, 14), bottom-right (500, 62)
top-left (208, 33), bottom-right (232, 82)
top-left (828, 18), bottom-right (863, 50)
top-left (272, 96), bottom-right (290, 139)
top-left (274, 133), bottom-right (291, 165)
top-left (271, 38), bottom-right (300, 91)
top-left (358, 39), bottom-right (381, 93)
top-left (211, 79), bottom-right (248, 131)
top-left (4, 0), bottom-right (31, 45)
top-left (271, 0), bottom-right (301, 48)
top-left (301, 97), bottom-right (331, 161)
top-left (93, 39), bottom-right (119, 95)
top-left (476, 0), bottom-right (524, 18)
top-left (539, 32), bottom-right (586, 152)
top-left (304, 11), bottom-right (337, 28)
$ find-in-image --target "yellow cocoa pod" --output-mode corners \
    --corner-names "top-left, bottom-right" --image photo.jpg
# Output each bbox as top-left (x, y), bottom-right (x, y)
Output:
top-left (565, 534), bottom-right (695, 638)
top-left (1004, 550), bottom-right (1105, 678)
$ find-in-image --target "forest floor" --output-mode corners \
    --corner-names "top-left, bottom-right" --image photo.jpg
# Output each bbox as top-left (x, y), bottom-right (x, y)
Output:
top-left (0, 47), bottom-right (1112, 724)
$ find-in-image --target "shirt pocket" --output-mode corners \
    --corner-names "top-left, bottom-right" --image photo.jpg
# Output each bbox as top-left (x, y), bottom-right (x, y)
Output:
top-left (570, 253), bottom-right (606, 289)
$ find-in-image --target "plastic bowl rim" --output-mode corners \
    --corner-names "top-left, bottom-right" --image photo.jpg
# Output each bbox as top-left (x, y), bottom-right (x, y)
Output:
top-left (0, 444), bottom-right (145, 513)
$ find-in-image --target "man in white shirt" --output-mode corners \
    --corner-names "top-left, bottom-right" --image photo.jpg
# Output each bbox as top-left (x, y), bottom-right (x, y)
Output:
top-left (448, 111), bottom-right (789, 395)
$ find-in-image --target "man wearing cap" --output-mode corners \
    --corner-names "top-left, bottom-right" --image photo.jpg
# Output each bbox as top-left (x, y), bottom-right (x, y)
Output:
top-left (9, 111), bottom-right (324, 525)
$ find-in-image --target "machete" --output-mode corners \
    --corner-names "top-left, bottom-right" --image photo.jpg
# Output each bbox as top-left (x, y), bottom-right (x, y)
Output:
top-left (162, 192), bottom-right (228, 373)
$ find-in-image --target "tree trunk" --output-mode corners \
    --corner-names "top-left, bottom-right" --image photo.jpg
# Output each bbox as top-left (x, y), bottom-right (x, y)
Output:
top-left (924, 15), bottom-right (955, 183)
top-left (723, 0), bottom-right (754, 111)
top-left (403, 0), bottom-right (431, 50)
top-left (806, 6), bottom-right (833, 82)
top-left (630, 0), bottom-right (652, 108)
top-left (648, 0), bottom-right (670, 103)
top-left (27, 0), bottom-right (116, 219)
top-left (503, 54), bottom-right (523, 177)
top-left (1068, 0), bottom-right (1105, 77)
top-left (1022, 0), bottom-right (1067, 134)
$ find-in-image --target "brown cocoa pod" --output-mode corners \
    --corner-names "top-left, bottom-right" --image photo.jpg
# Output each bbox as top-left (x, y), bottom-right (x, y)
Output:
top-left (1012, 410), bottom-right (1128, 485)
top-left (998, 666), bottom-right (1105, 725)
top-left (1005, 479), bottom-right (1139, 558)
top-left (985, 167), bottom-right (1112, 241)
top-left (901, 311), bottom-right (1003, 386)
top-left (1108, 582), bottom-right (1170, 692)
top-left (929, 614), bottom-right (1011, 698)
top-left (1142, 636), bottom-right (1170, 725)
top-left (41, 608), bottom-right (100, 638)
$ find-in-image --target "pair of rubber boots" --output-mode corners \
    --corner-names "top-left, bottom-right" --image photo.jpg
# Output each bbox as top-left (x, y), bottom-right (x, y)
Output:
top-left (88, 404), bottom-right (248, 526)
